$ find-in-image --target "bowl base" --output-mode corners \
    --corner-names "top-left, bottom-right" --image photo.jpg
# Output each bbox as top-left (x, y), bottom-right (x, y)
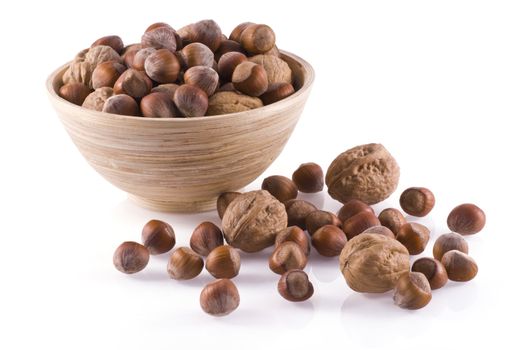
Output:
top-left (129, 194), bottom-right (217, 213)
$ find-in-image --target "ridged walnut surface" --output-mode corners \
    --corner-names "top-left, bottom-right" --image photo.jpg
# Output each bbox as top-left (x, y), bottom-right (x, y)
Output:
top-left (47, 52), bottom-right (314, 212)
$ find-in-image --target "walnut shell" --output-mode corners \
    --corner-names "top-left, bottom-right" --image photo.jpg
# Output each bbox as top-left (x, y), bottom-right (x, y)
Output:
top-left (248, 54), bottom-right (292, 85)
top-left (206, 91), bottom-right (263, 116)
top-left (85, 45), bottom-right (122, 67)
top-left (326, 143), bottom-right (400, 204)
top-left (339, 233), bottom-right (410, 293)
top-left (62, 61), bottom-right (93, 87)
top-left (222, 190), bottom-right (287, 252)
top-left (82, 87), bottom-right (114, 111)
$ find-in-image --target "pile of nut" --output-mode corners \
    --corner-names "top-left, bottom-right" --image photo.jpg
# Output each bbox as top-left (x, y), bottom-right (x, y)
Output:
top-left (58, 20), bottom-right (296, 117)
top-left (113, 143), bottom-right (485, 315)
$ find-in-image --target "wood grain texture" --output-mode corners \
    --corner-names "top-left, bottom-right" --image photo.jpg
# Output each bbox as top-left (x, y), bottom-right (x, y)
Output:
top-left (46, 52), bottom-right (315, 212)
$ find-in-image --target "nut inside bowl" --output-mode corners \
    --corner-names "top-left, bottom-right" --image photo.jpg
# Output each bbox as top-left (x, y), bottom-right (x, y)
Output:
top-left (46, 51), bottom-right (314, 212)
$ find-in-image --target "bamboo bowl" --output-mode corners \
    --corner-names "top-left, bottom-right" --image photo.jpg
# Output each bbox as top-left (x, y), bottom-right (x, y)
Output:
top-left (46, 51), bottom-right (314, 212)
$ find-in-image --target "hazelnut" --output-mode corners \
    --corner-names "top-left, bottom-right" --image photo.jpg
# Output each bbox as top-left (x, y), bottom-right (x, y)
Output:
top-left (144, 49), bottom-right (181, 83)
top-left (206, 91), bottom-right (263, 115)
top-left (275, 226), bottom-right (310, 256)
top-left (326, 143), bottom-right (400, 204)
top-left (200, 279), bottom-right (240, 316)
top-left (214, 40), bottom-right (245, 62)
top-left (141, 219), bottom-right (176, 255)
top-left (305, 210), bottom-right (342, 236)
top-left (217, 52), bottom-right (247, 81)
top-left (441, 250), bottom-right (478, 282)
top-left (91, 35), bottom-right (124, 54)
top-left (167, 247), bottom-right (204, 280)
top-left (91, 61), bottom-right (126, 89)
top-left (82, 87), bottom-right (114, 111)
top-left (396, 222), bottom-right (430, 255)
top-left (261, 175), bottom-right (298, 203)
top-left (173, 84), bottom-right (209, 117)
top-left (311, 225), bottom-right (347, 257)
top-left (285, 199), bottom-right (318, 230)
top-left (378, 208), bottom-right (407, 235)
top-left (102, 94), bottom-right (140, 116)
top-left (205, 245), bottom-right (241, 279)
top-left (249, 54), bottom-right (293, 85)
top-left (217, 82), bottom-right (237, 92)
top-left (140, 92), bottom-right (178, 118)
top-left (180, 42), bottom-right (215, 68)
top-left (62, 61), bottom-right (93, 87)
top-left (190, 221), bottom-right (224, 256)
top-left (216, 191), bottom-right (241, 219)
top-left (342, 211), bottom-right (381, 239)
top-left (145, 22), bottom-right (174, 33)
top-left (240, 24), bottom-right (276, 54)
top-left (151, 83), bottom-right (180, 97)
top-left (229, 22), bottom-right (255, 42)
top-left (59, 83), bottom-right (92, 106)
top-left (260, 82), bottom-right (295, 105)
top-left (433, 232), bottom-right (469, 260)
top-left (278, 270), bottom-right (314, 302)
top-left (269, 241), bottom-right (308, 275)
top-left (131, 47), bottom-right (156, 71)
top-left (339, 233), bottom-right (410, 293)
top-left (232, 61), bottom-right (268, 97)
top-left (411, 257), bottom-right (448, 290)
top-left (393, 272), bottom-right (432, 310)
top-left (337, 199), bottom-right (374, 223)
top-left (113, 241), bottom-right (150, 274)
top-left (122, 47), bottom-right (140, 68)
top-left (85, 45), bottom-right (122, 67)
top-left (178, 20), bottom-right (223, 52)
top-left (362, 225), bottom-right (396, 239)
top-left (292, 162), bottom-right (324, 193)
top-left (447, 203), bottom-right (486, 235)
top-left (184, 66), bottom-right (219, 96)
top-left (400, 187), bottom-right (435, 217)
top-left (141, 27), bottom-right (179, 53)
top-left (222, 190), bottom-right (287, 252)
top-left (113, 69), bottom-right (152, 98)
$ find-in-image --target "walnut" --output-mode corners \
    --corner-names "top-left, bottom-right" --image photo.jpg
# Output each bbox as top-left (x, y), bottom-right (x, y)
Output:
top-left (339, 233), bottom-right (410, 293)
top-left (82, 87), bottom-right (114, 111)
top-left (85, 45), bottom-right (122, 67)
top-left (222, 190), bottom-right (287, 252)
top-left (62, 61), bottom-right (93, 87)
top-left (206, 91), bottom-right (263, 116)
top-left (325, 143), bottom-right (400, 205)
top-left (248, 54), bottom-right (292, 85)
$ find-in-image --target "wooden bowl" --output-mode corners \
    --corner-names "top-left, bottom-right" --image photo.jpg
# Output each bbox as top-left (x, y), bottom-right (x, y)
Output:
top-left (46, 51), bottom-right (314, 212)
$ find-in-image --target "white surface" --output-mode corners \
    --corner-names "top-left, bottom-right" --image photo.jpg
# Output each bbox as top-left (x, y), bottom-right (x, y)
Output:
top-left (0, 1), bottom-right (524, 349)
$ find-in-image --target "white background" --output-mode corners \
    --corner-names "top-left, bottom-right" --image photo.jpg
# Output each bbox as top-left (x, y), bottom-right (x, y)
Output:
top-left (1, 1), bottom-right (524, 349)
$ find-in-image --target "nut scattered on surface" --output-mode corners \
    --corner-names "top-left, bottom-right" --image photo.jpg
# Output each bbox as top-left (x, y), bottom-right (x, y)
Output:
top-left (342, 211), bottom-right (381, 239)
top-left (441, 250), bottom-right (478, 282)
top-left (411, 257), bottom-right (448, 290)
top-left (275, 226), bottom-right (310, 256)
top-left (337, 199), bottom-right (375, 223)
top-left (305, 210), bottom-right (342, 236)
top-left (311, 225), bottom-right (347, 257)
top-left (200, 279), bottom-right (240, 316)
top-left (278, 270), bottom-right (314, 302)
top-left (393, 272), bottom-right (432, 310)
top-left (205, 245), bottom-right (241, 279)
top-left (141, 219), bottom-right (176, 255)
top-left (400, 187), bottom-right (435, 217)
top-left (433, 232), bottom-right (469, 260)
top-left (285, 199), bottom-right (318, 230)
top-left (292, 162), bottom-right (324, 193)
top-left (447, 203), bottom-right (486, 235)
top-left (167, 247), bottom-right (204, 280)
top-left (396, 222), bottom-right (430, 255)
top-left (378, 208), bottom-right (407, 235)
top-left (269, 241), bottom-right (308, 275)
top-left (190, 221), bottom-right (224, 256)
top-left (261, 175), bottom-right (298, 203)
top-left (113, 241), bottom-right (150, 274)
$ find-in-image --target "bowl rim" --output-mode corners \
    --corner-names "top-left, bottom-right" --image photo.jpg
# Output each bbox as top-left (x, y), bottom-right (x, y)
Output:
top-left (46, 50), bottom-right (315, 123)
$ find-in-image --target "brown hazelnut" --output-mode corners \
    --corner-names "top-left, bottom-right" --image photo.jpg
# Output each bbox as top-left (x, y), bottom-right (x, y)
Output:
top-left (140, 92), bottom-right (178, 118)
top-left (326, 143), bottom-right (400, 204)
top-left (85, 45), bottom-right (122, 67)
top-left (206, 91), bottom-right (263, 115)
top-left (305, 210), bottom-right (341, 236)
top-left (141, 219), bottom-right (176, 255)
top-left (190, 221), bottom-right (224, 256)
top-left (362, 225), bottom-right (396, 239)
top-left (184, 66), bottom-right (219, 96)
top-left (59, 83), bottom-right (92, 106)
top-left (217, 52), bottom-right (247, 81)
top-left (433, 232), bottom-right (469, 260)
top-left (216, 191), bottom-right (241, 219)
top-left (285, 199), bottom-right (318, 230)
top-left (91, 35), bottom-right (124, 54)
top-left (292, 162), bottom-right (324, 194)
top-left (260, 82), bottom-right (295, 105)
top-left (113, 241), bottom-right (150, 274)
top-left (400, 187), bottom-right (435, 217)
top-left (378, 208), bottom-right (407, 235)
top-left (214, 40), bottom-right (245, 62)
top-left (411, 257), bottom-right (448, 290)
top-left (151, 83), bottom-right (180, 97)
top-left (180, 42), bottom-right (215, 68)
top-left (232, 61), bottom-right (268, 97)
top-left (240, 24), bottom-right (276, 54)
top-left (441, 250), bottom-right (478, 282)
top-left (248, 54), bottom-right (293, 85)
top-left (131, 47), bottom-right (156, 71)
top-left (122, 47), bottom-right (140, 69)
top-left (396, 222), bottom-right (430, 255)
top-left (144, 49), bottom-right (181, 83)
top-left (261, 175), bottom-right (298, 203)
top-left (167, 247), bottom-right (204, 280)
top-left (217, 82), bottom-right (237, 92)
top-left (269, 241), bottom-right (308, 275)
top-left (275, 226), bottom-right (310, 256)
top-left (229, 22), bottom-right (255, 42)
top-left (145, 22), bottom-right (174, 33)
top-left (205, 245), bottom-right (241, 279)
top-left (200, 279), bottom-right (240, 316)
top-left (311, 225), bottom-right (347, 257)
top-left (173, 84), bottom-right (208, 117)
top-left (82, 87), bottom-right (114, 111)
top-left (342, 211), bottom-right (381, 239)
top-left (102, 94), bottom-right (140, 116)
top-left (141, 27), bottom-right (179, 53)
top-left (178, 20), bottom-right (223, 52)
top-left (447, 203), bottom-right (486, 235)
top-left (113, 69), bottom-right (152, 98)
top-left (393, 272), bottom-right (432, 310)
top-left (337, 199), bottom-right (375, 223)
top-left (339, 233), bottom-right (410, 293)
top-left (91, 61), bottom-right (126, 89)
top-left (278, 269), bottom-right (314, 302)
